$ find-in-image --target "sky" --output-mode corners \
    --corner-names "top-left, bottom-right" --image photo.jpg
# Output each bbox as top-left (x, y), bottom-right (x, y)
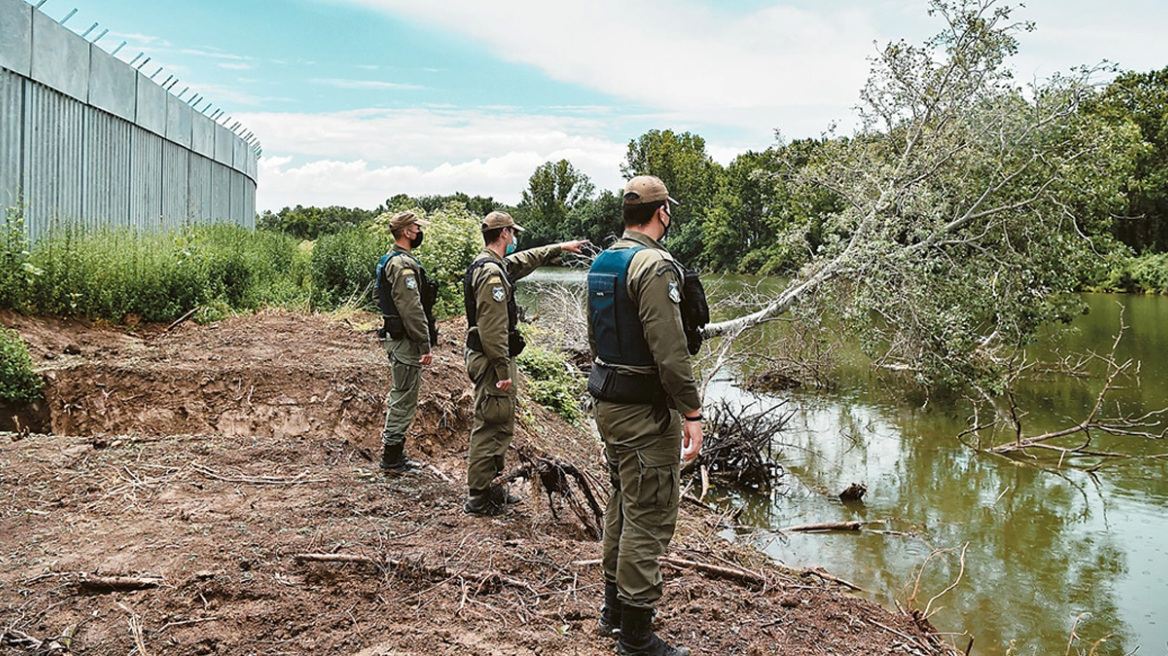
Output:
top-left (37, 0), bottom-right (1168, 212)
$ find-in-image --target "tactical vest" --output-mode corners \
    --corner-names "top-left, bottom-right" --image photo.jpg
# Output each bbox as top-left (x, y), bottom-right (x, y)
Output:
top-left (587, 246), bottom-right (654, 366)
top-left (377, 251), bottom-right (439, 342)
top-left (463, 257), bottom-right (525, 356)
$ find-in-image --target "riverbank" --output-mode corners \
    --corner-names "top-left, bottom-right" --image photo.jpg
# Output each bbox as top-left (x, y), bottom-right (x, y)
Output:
top-left (0, 309), bottom-right (957, 655)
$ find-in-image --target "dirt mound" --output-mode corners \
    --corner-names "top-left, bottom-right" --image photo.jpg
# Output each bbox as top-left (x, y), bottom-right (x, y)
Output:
top-left (0, 310), bottom-right (956, 656)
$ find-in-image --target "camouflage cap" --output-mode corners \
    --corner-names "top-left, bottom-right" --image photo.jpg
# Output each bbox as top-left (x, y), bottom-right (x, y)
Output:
top-left (388, 211), bottom-right (430, 231)
top-left (623, 175), bottom-right (679, 206)
top-left (481, 210), bottom-right (525, 232)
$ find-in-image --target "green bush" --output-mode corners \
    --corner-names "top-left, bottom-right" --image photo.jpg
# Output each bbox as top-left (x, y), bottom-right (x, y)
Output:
top-left (0, 219), bottom-right (309, 322)
top-left (365, 203), bottom-right (483, 318)
top-left (0, 327), bottom-right (43, 403)
top-left (1086, 251), bottom-right (1168, 293)
top-left (313, 202), bottom-right (483, 315)
top-left (309, 227), bottom-right (393, 311)
top-left (517, 344), bottom-right (584, 424)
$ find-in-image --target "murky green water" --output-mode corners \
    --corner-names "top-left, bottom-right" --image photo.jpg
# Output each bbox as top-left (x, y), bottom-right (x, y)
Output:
top-left (521, 271), bottom-right (1168, 656)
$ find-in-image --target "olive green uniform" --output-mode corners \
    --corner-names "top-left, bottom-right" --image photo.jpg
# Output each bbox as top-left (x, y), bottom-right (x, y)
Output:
top-left (464, 245), bottom-right (562, 491)
top-left (590, 231), bottom-right (701, 610)
top-left (381, 246), bottom-right (431, 449)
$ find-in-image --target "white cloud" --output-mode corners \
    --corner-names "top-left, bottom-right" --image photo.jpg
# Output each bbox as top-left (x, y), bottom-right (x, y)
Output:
top-left (245, 108), bottom-right (630, 210)
top-left (257, 149), bottom-right (627, 211)
top-left (339, 0), bottom-right (876, 136)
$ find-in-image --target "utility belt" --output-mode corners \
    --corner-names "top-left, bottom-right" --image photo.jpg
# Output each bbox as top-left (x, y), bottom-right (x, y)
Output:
top-left (587, 362), bottom-right (666, 405)
top-left (466, 329), bottom-right (526, 357)
top-left (381, 315), bottom-right (405, 340)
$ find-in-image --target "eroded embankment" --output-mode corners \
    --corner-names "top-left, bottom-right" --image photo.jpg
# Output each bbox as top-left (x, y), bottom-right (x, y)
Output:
top-left (0, 309), bottom-right (957, 656)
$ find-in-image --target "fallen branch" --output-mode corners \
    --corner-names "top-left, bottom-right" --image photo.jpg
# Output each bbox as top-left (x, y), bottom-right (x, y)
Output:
top-left (75, 574), bottom-right (166, 593)
top-left (801, 567), bottom-right (863, 592)
top-left (1, 629), bottom-right (69, 653)
top-left (192, 464), bottom-right (327, 486)
top-left (292, 553), bottom-right (537, 595)
top-left (779, 521), bottom-right (870, 533)
top-left (506, 452), bottom-right (604, 539)
top-left (166, 307), bottom-right (200, 332)
top-left (660, 556), bottom-right (766, 587)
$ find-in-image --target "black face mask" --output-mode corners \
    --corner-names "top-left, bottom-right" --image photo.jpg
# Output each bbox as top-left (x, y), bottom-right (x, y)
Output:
top-left (409, 230), bottom-right (424, 249)
top-left (660, 207), bottom-right (672, 241)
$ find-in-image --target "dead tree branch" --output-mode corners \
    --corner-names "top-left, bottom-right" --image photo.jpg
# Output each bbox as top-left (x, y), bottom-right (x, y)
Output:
top-left (291, 553), bottom-right (538, 596)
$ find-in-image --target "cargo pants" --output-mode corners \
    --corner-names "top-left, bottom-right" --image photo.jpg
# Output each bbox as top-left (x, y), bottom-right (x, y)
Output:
top-left (381, 337), bottom-right (424, 448)
top-left (596, 399), bottom-right (682, 609)
top-left (465, 349), bottom-right (519, 490)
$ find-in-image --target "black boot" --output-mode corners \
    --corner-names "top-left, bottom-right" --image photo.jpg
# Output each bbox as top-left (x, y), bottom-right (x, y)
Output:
top-left (597, 581), bottom-right (621, 637)
top-left (487, 483), bottom-right (521, 505)
top-left (463, 488), bottom-right (505, 516)
top-left (380, 443), bottom-right (416, 474)
top-left (617, 606), bottom-right (689, 656)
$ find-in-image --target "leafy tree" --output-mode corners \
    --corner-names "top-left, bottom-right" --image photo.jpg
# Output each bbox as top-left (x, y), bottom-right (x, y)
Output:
top-left (567, 190), bottom-right (624, 249)
top-left (382, 193), bottom-right (501, 219)
top-left (622, 129), bottom-right (723, 265)
top-left (1084, 67), bottom-right (1168, 252)
top-left (514, 160), bottom-right (596, 247)
top-left (258, 205), bottom-right (377, 240)
top-left (368, 202), bottom-right (482, 317)
top-left (706, 0), bottom-right (1139, 395)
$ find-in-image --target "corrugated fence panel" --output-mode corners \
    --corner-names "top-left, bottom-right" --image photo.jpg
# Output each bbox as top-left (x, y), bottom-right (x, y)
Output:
top-left (129, 126), bottom-right (163, 231)
top-left (229, 169), bottom-right (245, 225)
top-left (85, 109), bottom-right (131, 229)
top-left (211, 162), bottom-right (231, 223)
top-left (188, 152), bottom-right (213, 222)
top-left (1, 4), bottom-right (258, 241)
top-left (0, 68), bottom-right (23, 210)
top-left (162, 140), bottom-right (190, 227)
top-left (24, 84), bottom-right (85, 242)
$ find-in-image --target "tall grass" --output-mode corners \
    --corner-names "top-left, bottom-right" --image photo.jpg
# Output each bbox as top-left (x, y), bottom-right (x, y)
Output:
top-left (0, 213), bottom-right (310, 322)
top-left (0, 201), bottom-right (484, 323)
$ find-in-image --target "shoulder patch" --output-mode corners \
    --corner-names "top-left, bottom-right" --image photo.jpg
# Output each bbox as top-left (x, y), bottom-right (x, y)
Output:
top-left (492, 286), bottom-right (506, 302)
top-left (668, 281), bottom-right (681, 303)
top-left (404, 275), bottom-right (417, 291)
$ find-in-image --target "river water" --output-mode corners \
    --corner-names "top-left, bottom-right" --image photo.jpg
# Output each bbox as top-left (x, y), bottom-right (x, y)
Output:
top-left (519, 270), bottom-right (1168, 656)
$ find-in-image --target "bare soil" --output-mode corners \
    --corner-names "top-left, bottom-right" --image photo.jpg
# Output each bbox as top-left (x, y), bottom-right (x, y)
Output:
top-left (1, 309), bottom-right (955, 656)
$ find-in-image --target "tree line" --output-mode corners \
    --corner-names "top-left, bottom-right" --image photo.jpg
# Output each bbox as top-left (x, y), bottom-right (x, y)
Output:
top-left (258, 64), bottom-right (1168, 281)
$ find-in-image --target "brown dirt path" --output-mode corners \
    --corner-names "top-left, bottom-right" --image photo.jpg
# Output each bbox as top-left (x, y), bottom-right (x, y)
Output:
top-left (0, 310), bottom-right (956, 656)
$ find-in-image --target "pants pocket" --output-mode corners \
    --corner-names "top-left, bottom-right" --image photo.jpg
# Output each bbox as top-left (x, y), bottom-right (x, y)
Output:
top-left (635, 462), bottom-right (678, 510)
top-left (479, 395), bottom-right (512, 425)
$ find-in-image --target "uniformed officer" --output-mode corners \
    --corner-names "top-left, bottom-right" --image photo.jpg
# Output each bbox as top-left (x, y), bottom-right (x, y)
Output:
top-left (586, 176), bottom-right (702, 656)
top-left (377, 211), bottom-right (436, 473)
top-left (462, 211), bottom-right (587, 516)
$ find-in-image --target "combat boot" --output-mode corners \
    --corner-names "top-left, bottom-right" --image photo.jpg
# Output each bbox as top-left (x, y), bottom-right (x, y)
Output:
top-left (380, 443), bottom-right (417, 474)
top-left (596, 581), bottom-right (621, 637)
top-left (464, 488), bottom-right (505, 516)
top-left (488, 483), bottom-right (521, 505)
top-left (617, 606), bottom-right (690, 656)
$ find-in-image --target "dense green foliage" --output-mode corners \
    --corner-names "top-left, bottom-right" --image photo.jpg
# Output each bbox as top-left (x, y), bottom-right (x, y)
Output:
top-left (0, 217), bottom-right (310, 322)
top-left (516, 343), bottom-right (584, 424)
top-left (366, 203), bottom-right (484, 318)
top-left (0, 326), bottom-right (43, 403)
top-left (257, 205), bottom-right (378, 241)
top-left (1084, 67), bottom-right (1168, 253)
top-left (1087, 251), bottom-right (1168, 294)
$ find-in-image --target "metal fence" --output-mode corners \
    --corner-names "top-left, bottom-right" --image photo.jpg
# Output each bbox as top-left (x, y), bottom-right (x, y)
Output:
top-left (0, 0), bottom-right (258, 242)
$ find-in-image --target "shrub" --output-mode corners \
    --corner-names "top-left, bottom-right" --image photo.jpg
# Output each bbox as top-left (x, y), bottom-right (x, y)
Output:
top-left (366, 202), bottom-right (483, 318)
top-left (0, 327), bottom-right (43, 403)
top-left (517, 343), bottom-right (584, 424)
top-left (2, 220), bottom-right (309, 322)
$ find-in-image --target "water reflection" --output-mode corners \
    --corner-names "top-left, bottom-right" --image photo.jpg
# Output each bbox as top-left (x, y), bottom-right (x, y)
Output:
top-left (520, 272), bottom-right (1168, 656)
